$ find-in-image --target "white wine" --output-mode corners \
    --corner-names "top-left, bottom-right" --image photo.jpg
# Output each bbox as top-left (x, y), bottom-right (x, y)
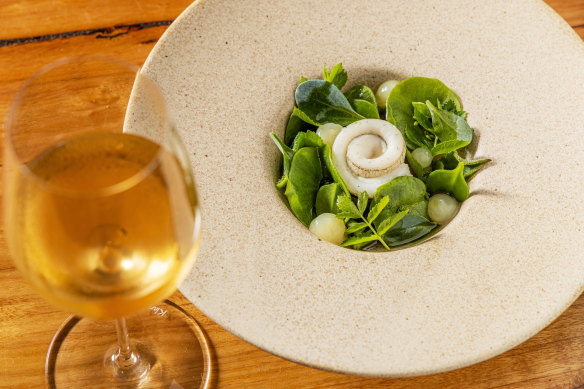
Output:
top-left (5, 132), bottom-right (199, 319)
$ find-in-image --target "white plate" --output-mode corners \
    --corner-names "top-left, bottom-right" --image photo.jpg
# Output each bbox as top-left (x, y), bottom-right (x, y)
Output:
top-left (136, 0), bottom-right (584, 376)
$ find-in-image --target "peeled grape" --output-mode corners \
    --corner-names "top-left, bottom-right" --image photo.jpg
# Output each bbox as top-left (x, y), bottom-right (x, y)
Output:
top-left (375, 80), bottom-right (400, 108)
top-left (428, 193), bottom-right (459, 224)
top-left (309, 213), bottom-right (346, 245)
top-left (317, 123), bottom-right (343, 146)
top-left (411, 147), bottom-right (433, 168)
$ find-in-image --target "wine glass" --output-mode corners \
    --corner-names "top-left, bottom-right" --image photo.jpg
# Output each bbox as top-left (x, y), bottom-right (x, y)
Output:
top-left (4, 56), bottom-right (211, 388)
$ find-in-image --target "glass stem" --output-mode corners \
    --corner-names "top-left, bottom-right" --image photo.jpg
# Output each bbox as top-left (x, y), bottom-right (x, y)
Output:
top-left (114, 317), bottom-right (139, 369)
top-left (104, 317), bottom-right (150, 381)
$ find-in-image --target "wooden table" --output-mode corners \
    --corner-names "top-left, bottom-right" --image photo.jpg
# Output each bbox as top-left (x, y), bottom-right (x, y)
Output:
top-left (1, 1), bottom-right (583, 388)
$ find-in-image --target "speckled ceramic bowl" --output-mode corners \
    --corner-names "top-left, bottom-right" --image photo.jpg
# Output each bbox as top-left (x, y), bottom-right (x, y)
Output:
top-left (134, 0), bottom-right (584, 377)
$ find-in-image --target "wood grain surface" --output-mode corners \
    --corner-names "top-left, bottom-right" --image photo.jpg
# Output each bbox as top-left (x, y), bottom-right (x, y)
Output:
top-left (1, 1), bottom-right (584, 388)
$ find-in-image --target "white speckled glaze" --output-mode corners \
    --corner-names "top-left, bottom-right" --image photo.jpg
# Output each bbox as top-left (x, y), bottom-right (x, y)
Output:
top-left (133, 0), bottom-right (584, 376)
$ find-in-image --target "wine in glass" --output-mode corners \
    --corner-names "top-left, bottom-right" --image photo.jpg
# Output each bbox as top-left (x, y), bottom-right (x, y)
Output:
top-left (4, 56), bottom-right (211, 388)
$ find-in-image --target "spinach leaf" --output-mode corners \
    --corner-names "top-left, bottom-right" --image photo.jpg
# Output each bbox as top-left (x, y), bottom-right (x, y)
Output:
top-left (284, 147), bottom-right (323, 226)
top-left (295, 80), bottom-right (365, 126)
top-left (315, 183), bottom-right (342, 215)
top-left (352, 99), bottom-right (380, 119)
top-left (373, 176), bottom-right (427, 214)
top-left (387, 77), bottom-right (461, 149)
top-left (323, 63), bottom-right (348, 90)
top-left (285, 111), bottom-right (315, 146)
top-left (382, 214), bottom-right (436, 247)
top-left (372, 176), bottom-right (429, 229)
top-left (426, 101), bottom-right (472, 156)
top-left (426, 162), bottom-right (469, 201)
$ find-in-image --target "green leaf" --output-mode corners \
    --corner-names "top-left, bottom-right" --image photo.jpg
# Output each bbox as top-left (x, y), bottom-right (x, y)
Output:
top-left (377, 209), bottom-right (409, 235)
top-left (426, 162), bottom-right (469, 201)
top-left (285, 111), bottom-right (315, 146)
top-left (387, 77), bottom-right (461, 149)
top-left (412, 102), bottom-right (433, 132)
top-left (426, 101), bottom-right (472, 145)
top-left (323, 63), bottom-right (348, 90)
top-left (270, 132), bottom-right (294, 184)
top-left (293, 107), bottom-right (318, 126)
top-left (322, 144), bottom-right (350, 196)
top-left (315, 183), bottom-right (342, 215)
top-left (276, 174), bottom-right (288, 189)
top-left (352, 99), bottom-right (380, 119)
top-left (292, 130), bottom-right (324, 151)
top-left (295, 80), bottom-right (365, 126)
top-left (345, 221), bottom-right (368, 234)
top-left (382, 214), bottom-right (436, 247)
top-left (367, 195), bottom-right (389, 223)
top-left (345, 85), bottom-right (377, 106)
top-left (405, 149), bottom-right (427, 179)
top-left (341, 233), bottom-right (378, 247)
top-left (372, 176), bottom-right (429, 226)
top-left (300, 75), bottom-right (308, 84)
top-left (431, 139), bottom-right (469, 157)
top-left (336, 195), bottom-right (360, 219)
top-left (373, 176), bottom-right (427, 214)
top-left (284, 147), bottom-right (323, 226)
top-left (357, 191), bottom-right (368, 214)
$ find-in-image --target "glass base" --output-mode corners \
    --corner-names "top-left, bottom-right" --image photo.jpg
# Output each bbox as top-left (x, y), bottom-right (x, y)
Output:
top-left (45, 300), bottom-right (212, 388)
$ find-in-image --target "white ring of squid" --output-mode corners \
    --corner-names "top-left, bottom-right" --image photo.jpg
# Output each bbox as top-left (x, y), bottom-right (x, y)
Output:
top-left (332, 119), bottom-right (411, 197)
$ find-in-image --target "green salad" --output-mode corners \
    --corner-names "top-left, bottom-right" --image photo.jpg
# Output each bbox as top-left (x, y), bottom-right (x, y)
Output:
top-left (271, 63), bottom-right (489, 250)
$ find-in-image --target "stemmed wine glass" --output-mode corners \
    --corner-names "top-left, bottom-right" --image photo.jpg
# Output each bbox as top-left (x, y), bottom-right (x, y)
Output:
top-left (4, 56), bottom-right (211, 388)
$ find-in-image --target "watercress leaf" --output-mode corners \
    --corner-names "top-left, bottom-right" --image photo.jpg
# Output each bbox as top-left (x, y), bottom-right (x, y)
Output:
top-left (292, 130), bottom-right (324, 152)
top-left (270, 132), bottom-right (294, 180)
top-left (336, 194), bottom-right (361, 219)
top-left (431, 139), bottom-right (469, 156)
top-left (387, 77), bottom-right (461, 148)
top-left (341, 233), bottom-right (378, 247)
top-left (323, 63), bottom-right (348, 90)
top-left (357, 191), bottom-right (368, 214)
top-left (293, 107), bottom-right (318, 126)
top-left (352, 99), bottom-right (380, 119)
top-left (405, 149), bottom-right (427, 179)
top-left (426, 162), bottom-right (469, 201)
top-left (382, 214), bottom-right (437, 247)
top-left (412, 102), bottom-right (433, 132)
top-left (285, 111), bottom-right (315, 146)
top-left (284, 147), bottom-right (323, 226)
top-left (426, 101), bottom-right (472, 144)
top-left (345, 222), bottom-right (368, 234)
top-left (322, 144), bottom-right (351, 196)
top-left (295, 80), bottom-right (365, 126)
top-left (367, 195), bottom-right (389, 223)
top-left (315, 183), bottom-right (342, 215)
top-left (345, 85), bottom-right (377, 106)
top-left (377, 209), bottom-right (409, 236)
